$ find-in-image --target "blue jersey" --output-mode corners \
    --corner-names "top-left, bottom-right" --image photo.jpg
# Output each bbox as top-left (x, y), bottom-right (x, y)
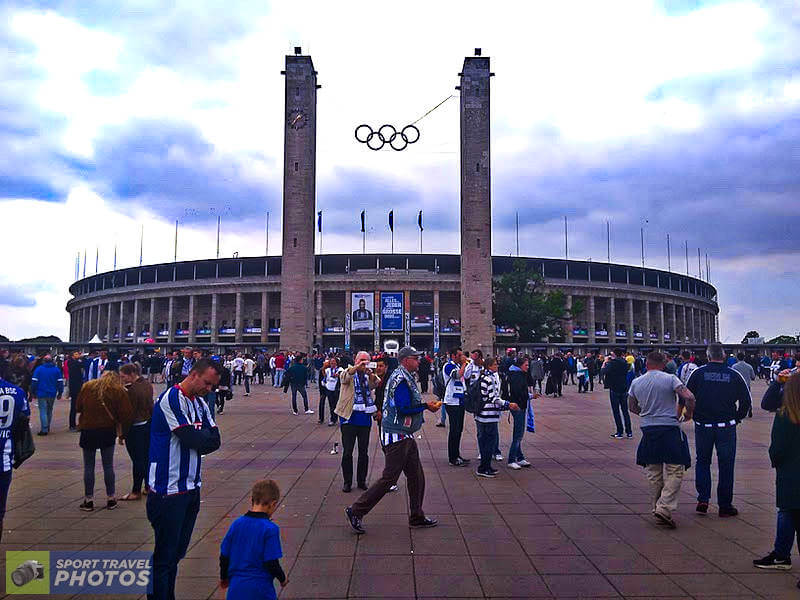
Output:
top-left (0, 379), bottom-right (31, 472)
top-left (148, 386), bottom-right (216, 495)
top-left (221, 513), bottom-right (282, 600)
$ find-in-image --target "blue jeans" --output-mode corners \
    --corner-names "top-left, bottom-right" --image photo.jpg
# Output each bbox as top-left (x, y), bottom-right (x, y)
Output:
top-left (476, 421), bottom-right (498, 472)
top-left (274, 369), bottom-right (284, 388)
top-left (37, 397), bottom-right (55, 433)
top-left (775, 509), bottom-right (795, 559)
top-left (694, 425), bottom-right (737, 508)
top-left (508, 408), bottom-right (526, 464)
top-left (205, 391), bottom-right (216, 419)
top-left (439, 402), bottom-right (447, 425)
top-left (609, 390), bottom-right (632, 435)
top-left (147, 488), bottom-right (200, 600)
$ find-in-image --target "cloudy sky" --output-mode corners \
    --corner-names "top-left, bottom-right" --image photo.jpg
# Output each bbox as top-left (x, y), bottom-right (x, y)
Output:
top-left (1, 0), bottom-right (798, 342)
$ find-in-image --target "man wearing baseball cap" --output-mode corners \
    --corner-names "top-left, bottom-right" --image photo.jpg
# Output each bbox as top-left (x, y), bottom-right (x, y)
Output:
top-left (345, 346), bottom-right (441, 534)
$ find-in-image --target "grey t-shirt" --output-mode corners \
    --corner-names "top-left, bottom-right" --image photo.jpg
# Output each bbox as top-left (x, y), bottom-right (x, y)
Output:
top-left (628, 370), bottom-right (683, 428)
top-left (731, 361), bottom-right (755, 391)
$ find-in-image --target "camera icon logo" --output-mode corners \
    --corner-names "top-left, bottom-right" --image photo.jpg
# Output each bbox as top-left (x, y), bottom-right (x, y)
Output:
top-left (11, 560), bottom-right (45, 587)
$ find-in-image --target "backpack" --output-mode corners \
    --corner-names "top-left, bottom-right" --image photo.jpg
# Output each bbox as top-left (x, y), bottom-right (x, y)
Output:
top-left (13, 414), bottom-right (35, 469)
top-left (464, 373), bottom-right (484, 414)
top-left (432, 369), bottom-right (446, 399)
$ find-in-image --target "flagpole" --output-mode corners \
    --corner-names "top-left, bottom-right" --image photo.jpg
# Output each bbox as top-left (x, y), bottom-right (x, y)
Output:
top-left (697, 247), bottom-right (701, 278)
top-left (363, 211), bottom-right (366, 254)
top-left (685, 240), bottom-right (689, 275)
top-left (95, 247), bottom-right (99, 274)
top-left (174, 220), bottom-right (178, 262)
top-left (113, 244), bottom-right (117, 271)
top-left (83, 249), bottom-right (86, 278)
top-left (265, 211), bottom-right (270, 256)
top-left (640, 228), bottom-right (645, 268)
top-left (418, 210), bottom-right (423, 254)
top-left (667, 233), bottom-right (671, 272)
top-left (139, 224), bottom-right (144, 266)
top-left (391, 209), bottom-right (394, 254)
top-left (216, 216), bottom-right (221, 259)
top-left (606, 221), bottom-right (610, 263)
top-left (564, 216), bottom-right (568, 260)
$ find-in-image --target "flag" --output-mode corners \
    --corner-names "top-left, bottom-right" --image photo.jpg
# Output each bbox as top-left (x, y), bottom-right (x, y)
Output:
top-left (388, 210), bottom-right (394, 232)
top-left (360, 210), bottom-right (365, 232)
top-left (317, 211), bottom-right (322, 233)
top-left (418, 210), bottom-right (423, 231)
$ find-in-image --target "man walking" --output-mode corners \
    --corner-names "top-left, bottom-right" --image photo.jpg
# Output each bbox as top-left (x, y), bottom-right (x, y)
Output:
top-left (628, 352), bottom-right (696, 528)
top-left (601, 349), bottom-right (633, 439)
top-left (30, 355), bottom-right (63, 436)
top-left (732, 352), bottom-right (756, 418)
top-left (147, 359), bottom-right (221, 600)
top-left (345, 346), bottom-right (440, 534)
top-left (687, 343), bottom-right (751, 517)
top-left (66, 351), bottom-right (84, 432)
top-left (547, 354), bottom-right (565, 397)
top-left (443, 348), bottom-right (470, 467)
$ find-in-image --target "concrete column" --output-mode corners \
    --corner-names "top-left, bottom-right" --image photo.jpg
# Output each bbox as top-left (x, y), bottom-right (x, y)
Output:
top-left (715, 314), bottom-right (720, 342)
top-left (565, 294), bottom-right (574, 343)
top-left (149, 299), bottom-right (156, 339)
top-left (670, 303), bottom-right (677, 343)
top-left (627, 297), bottom-right (635, 348)
top-left (234, 292), bottom-right (243, 344)
top-left (118, 301), bottom-right (125, 342)
top-left (658, 301), bottom-right (665, 344)
top-left (106, 303), bottom-right (113, 342)
top-left (167, 296), bottom-right (175, 344)
top-left (132, 299), bottom-right (139, 341)
top-left (587, 295), bottom-right (596, 344)
top-left (682, 305), bottom-right (687, 344)
top-left (96, 305), bottom-right (102, 340)
top-left (608, 296), bottom-right (616, 344)
top-left (314, 289), bottom-right (323, 347)
top-left (188, 295), bottom-right (196, 343)
top-left (644, 300), bottom-right (651, 344)
top-left (211, 294), bottom-right (219, 344)
top-left (261, 292), bottom-right (269, 344)
top-left (690, 307), bottom-right (696, 343)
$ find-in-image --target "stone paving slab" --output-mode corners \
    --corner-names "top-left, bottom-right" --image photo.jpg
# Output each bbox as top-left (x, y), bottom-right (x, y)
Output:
top-left (0, 379), bottom-right (796, 599)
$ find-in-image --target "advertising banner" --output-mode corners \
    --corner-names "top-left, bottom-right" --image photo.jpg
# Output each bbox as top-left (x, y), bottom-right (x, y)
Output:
top-left (433, 313), bottom-right (440, 353)
top-left (374, 310), bottom-right (380, 351)
top-left (410, 292), bottom-right (433, 332)
top-left (380, 292), bottom-right (404, 331)
top-left (404, 312), bottom-right (410, 346)
top-left (351, 292), bottom-right (374, 332)
top-left (344, 313), bottom-right (351, 350)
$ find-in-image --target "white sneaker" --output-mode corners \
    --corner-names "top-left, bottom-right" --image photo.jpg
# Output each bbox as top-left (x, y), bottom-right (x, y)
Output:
top-left (494, 454), bottom-right (504, 461)
top-left (389, 484), bottom-right (399, 492)
top-left (476, 454), bottom-right (481, 460)
top-left (508, 462), bottom-right (522, 470)
top-left (292, 410), bottom-right (298, 415)
top-left (304, 409), bottom-right (314, 414)
top-left (517, 459), bottom-right (531, 467)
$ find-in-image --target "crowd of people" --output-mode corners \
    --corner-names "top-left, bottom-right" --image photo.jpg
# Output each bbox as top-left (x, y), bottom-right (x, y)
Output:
top-left (1, 341), bottom-right (800, 598)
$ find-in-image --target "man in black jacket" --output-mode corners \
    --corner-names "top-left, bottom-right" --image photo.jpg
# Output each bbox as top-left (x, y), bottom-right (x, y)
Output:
top-left (687, 343), bottom-right (751, 517)
top-left (601, 348), bottom-right (633, 439)
top-left (547, 354), bottom-right (565, 397)
top-left (66, 351), bottom-right (84, 432)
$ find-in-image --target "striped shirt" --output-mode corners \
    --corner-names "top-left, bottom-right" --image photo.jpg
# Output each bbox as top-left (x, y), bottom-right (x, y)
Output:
top-left (475, 370), bottom-right (508, 423)
top-left (148, 385), bottom-right (216, 495)
top-left (0, 379), bottom-right (30, 472)
top-left (382, 430), bottom-right (410, 446)
top-left (443, 361), bottom-right (465, 405)
top-left (87, 357), bottom-right (107, 381)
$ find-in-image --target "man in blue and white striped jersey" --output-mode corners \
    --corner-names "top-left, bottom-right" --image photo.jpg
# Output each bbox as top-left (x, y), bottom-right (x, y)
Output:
top-left (147, 359), bottom-right (222, 600)
top-left (0, 376), bottom-right (30, 541)
top-left (475, 357), bottom-right (519, 477)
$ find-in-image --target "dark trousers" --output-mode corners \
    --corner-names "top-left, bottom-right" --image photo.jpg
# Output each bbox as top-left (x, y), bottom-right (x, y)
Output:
top-left (445, 404), bottom-right (465, 463)
top-left (147, 489), bottom-right (200, 600)
top-left (244, 375), bottom-right (252, 394)
top-left (341, 423), bottom-right (370, 486)
top-left (234, 371), bottom-right (242, 385)
top-left (83, 446), bottom-right (115, 498)
top-left (588, 374), bottom-right (595, 391)
top-left (609, 390), bottom-right (632, 435)
top-left (68, 383), bottom-right (81, 429)
top-left (351, 437), bottom-right (425, 523)
top-left (321, 389), bottom-right (338, 423)
top-left (125, 422), bottom-right (151, 494)
top-left (695, 425), bottom-right (737, 508)
top-left (476, 421), bottom-right (498, 472)
top-left (290, 385), bottom-right (309, 412)
top-left (552, 376), bottom-right (563, 396)
top-left (419, 373), bottom-right (429, 393)
top-left (0, 469), bottom-right (12, 540)
top-left (257, 368), bottom-right (265, 384)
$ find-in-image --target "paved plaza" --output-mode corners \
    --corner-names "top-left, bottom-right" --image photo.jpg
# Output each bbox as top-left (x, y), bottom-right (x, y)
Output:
top-left (1, 378), bottom-right (795, 599)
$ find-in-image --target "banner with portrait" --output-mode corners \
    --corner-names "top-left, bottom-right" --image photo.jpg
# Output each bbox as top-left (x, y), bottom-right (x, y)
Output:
top-left (351, 292), bottom-right (374, 332)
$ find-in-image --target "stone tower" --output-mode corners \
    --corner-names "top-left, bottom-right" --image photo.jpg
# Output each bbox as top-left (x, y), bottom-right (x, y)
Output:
top-left (279, 50), bottom-right (318, 352)
top-left (458, 50), bottom-right (494, 354)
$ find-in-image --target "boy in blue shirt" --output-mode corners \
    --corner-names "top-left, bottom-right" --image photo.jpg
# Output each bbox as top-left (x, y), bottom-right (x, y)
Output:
top-left (220, 479), bottom-right (287, 599)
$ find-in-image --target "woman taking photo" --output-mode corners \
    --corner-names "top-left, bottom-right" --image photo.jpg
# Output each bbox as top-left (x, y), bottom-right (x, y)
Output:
top-left (76, 371), bottom-right (132, 511)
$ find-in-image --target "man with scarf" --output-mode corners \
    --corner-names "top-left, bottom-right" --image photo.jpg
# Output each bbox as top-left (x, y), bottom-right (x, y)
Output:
top-left (345, 346), bottom-right (441, 534)
top-left (335, 351), bottom-right (381, 492)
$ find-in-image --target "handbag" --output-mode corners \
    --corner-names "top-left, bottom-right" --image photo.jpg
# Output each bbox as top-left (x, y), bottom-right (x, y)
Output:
top-left (13, 414), bottom-right (35, 469)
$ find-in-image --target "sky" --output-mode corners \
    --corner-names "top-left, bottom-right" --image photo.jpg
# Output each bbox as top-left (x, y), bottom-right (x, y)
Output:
top-left (1, 0), bottom-right (798, 342)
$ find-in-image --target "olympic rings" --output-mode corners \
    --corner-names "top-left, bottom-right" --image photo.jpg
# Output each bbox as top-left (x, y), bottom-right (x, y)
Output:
top-left (354, 123), bottom-right (420, 151)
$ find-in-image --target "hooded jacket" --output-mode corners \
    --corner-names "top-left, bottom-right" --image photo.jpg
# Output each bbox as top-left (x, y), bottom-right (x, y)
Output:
top-left (31, 362), bottom-right (64, 398)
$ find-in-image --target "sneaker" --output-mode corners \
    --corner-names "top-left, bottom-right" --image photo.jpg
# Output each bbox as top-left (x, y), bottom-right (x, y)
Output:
top-left (458, 457), bottom-right (471, 465)
top-left (342, 483), bottom-right (351, 493)
top-left (304, 409), bottom-right (315, 414)
top-left (610, 433), bottom-right (623, 439)
top-left (37, 431), bottom-right (48, 436)
top-left (508, 462), bottom-right (522, 470)
top-left (217, 409), bottom-right (223, 414)
top-left (79, 500), bottom-right (94, 512)
top-left (69, 427), bottom-right (78, 432)
top-left (753, 552), bottom-right (792, 570)
top-left (517, 459), bottom-right (532, 468)
top-left (435, 423), bottom-right (445, 428)
top-left (626, 432), bottom-right (633, 439)
top-left (719, 506), bottom-right (739, 518)
top-left (487, 468), bottom-right (499, 475)
top-left (292, 410), bottom-right (298, 415)
top-left (654, 511), bottom-right (676, 529)
top-left (696, 501), bottom-right (709, 514)
top-left (494, 454), bottom-right (504, 461)
top-left (476, 469), bottom-right (496, 478)
top-left (449, 458), bottom-right (469, 467)
top-left (244, 393), bottom-right (250, 396)
top-left (345, 507), bottom-right (365, 534)
top-left (328, 421), bottom-right (336, 427)
top-left (409, 517), bottom-right (438, 529)
top-left (389, 484), bottom-right (399, 492)
top-left (357, 482), bottom-right (368, 491)
top-left (106, 499), bottom-right (118, 510)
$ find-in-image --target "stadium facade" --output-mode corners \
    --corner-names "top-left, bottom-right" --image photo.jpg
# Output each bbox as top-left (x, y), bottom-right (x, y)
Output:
top-left (65, 49), bottom-right (719, 352)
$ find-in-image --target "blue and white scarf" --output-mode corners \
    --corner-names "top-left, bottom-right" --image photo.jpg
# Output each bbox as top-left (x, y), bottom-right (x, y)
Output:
top-left (352, 371), bottom-right (376, 414)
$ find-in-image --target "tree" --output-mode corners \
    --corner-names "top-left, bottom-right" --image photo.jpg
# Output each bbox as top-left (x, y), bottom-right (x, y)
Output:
top-left (0, 334), bottom-right (8, 343)
top-left (493, 259), bottom-right (582, 343)
top-left (741, 330), bottom-right (761, 344)
top-left (13, 335), bottom-right (62, 344)
top-left (767, 335), bottom-right (798, 345)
